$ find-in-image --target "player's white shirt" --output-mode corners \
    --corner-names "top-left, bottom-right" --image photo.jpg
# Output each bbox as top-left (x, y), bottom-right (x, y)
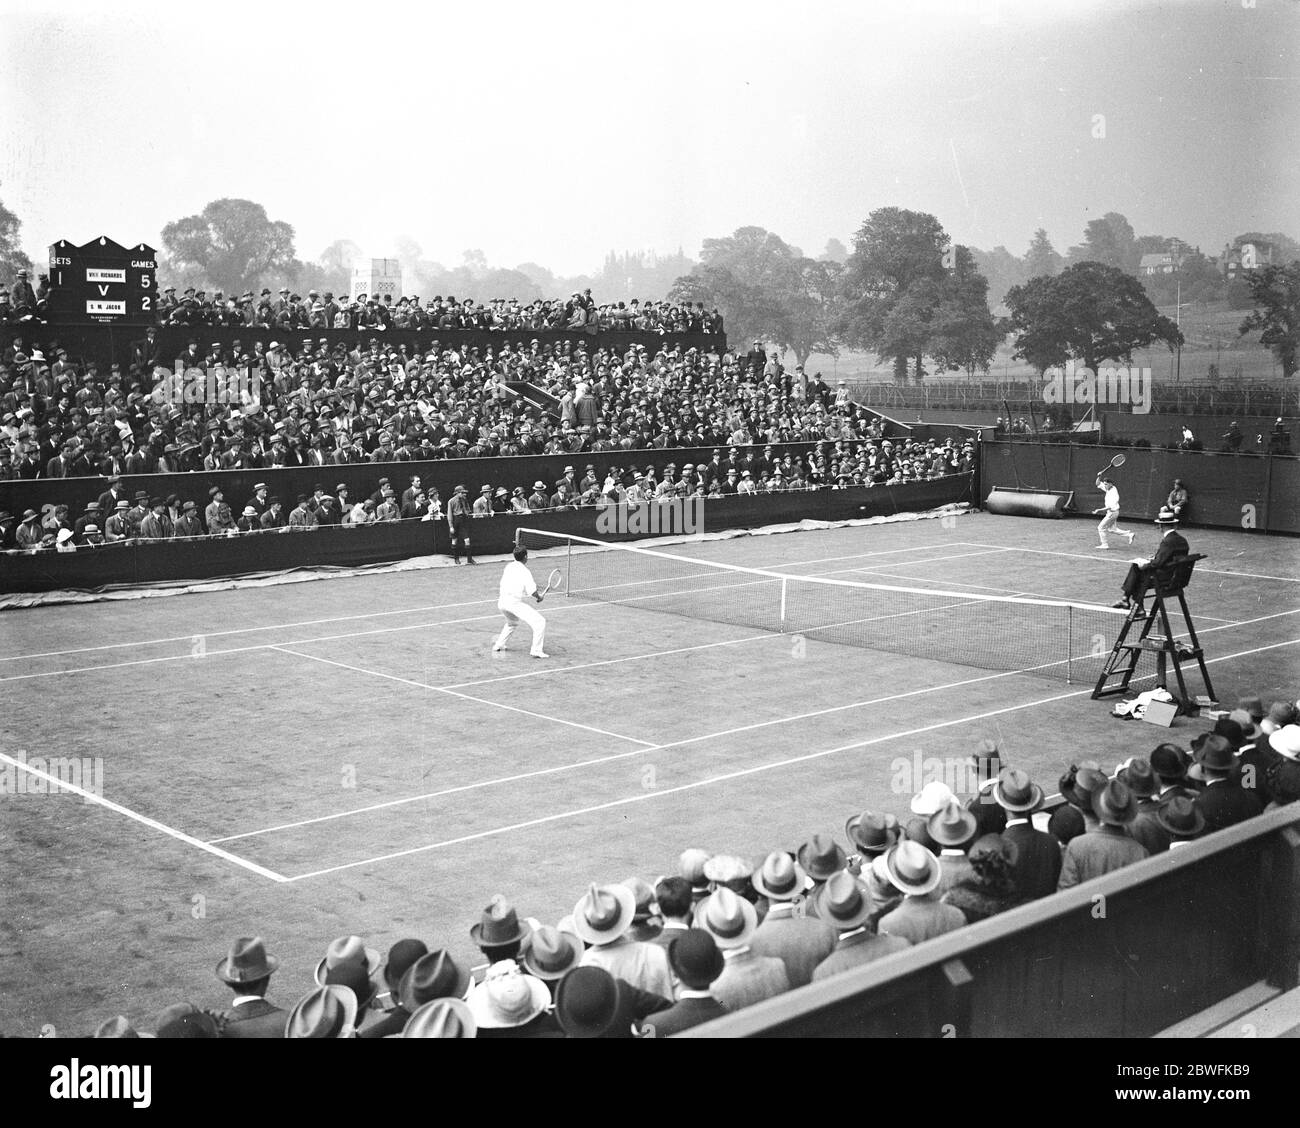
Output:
top-left (1103, 486), bottom-right (1120, 512)
top-left (499, 560), bottom-right (538, 603)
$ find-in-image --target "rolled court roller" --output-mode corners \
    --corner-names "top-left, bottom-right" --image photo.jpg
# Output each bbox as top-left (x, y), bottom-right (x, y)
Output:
top-left (984, 487), bottom-right (1072, 518)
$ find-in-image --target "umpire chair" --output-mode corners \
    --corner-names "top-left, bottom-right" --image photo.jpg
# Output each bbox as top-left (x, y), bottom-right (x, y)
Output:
top-left (1092, 553), bottom-right (1215, 710)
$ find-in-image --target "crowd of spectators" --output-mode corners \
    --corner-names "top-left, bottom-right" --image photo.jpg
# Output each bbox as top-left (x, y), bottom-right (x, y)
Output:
top-left (65, 700), bottom-right (1300, 1038)
top-left (0, 434), bottom-right (975, 551)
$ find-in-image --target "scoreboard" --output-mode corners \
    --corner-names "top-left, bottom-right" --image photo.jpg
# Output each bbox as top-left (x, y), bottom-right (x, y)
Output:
top-left (46, 235), bottom-right (157, 325)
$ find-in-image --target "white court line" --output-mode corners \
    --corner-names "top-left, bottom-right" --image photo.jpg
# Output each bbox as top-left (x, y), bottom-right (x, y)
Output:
top-left (0, 541), bottom-right (972, 663)
top-left (0, 751), bottom-right (288, 883)
top-left (211, 658), bottom-right (1083, 843)
top-left (840, 547), bottom-right (1012, 569)
top-left (266, 644), bottom-right (657, 748)
top-left (280, 636), bottom-right (1300, 881)
top-left (960, 542), bottom-right (1300, 583)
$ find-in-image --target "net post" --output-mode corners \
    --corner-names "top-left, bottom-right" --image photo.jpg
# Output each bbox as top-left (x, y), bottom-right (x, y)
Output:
top-left (1066, 604), bottom-right (1073, 684)
top-left (566, 536), bottom-right (572, 598)
top-left (780, 577), bottom-right (788, 630)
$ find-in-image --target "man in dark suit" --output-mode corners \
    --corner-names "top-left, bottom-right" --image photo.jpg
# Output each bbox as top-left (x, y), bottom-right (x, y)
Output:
top-left (214, 936), bottom-right (286, 1038)
top-left (1114, 507), bottom-right (1189, 612)
top-left (992, 769), bottom-right (1062, 900)
top-left (640, 931), bottom-right (727, 1037)
top-left (1192, 735), bottom-right (1264, 833)
top-left (811, 871), bottom-right (911, 981)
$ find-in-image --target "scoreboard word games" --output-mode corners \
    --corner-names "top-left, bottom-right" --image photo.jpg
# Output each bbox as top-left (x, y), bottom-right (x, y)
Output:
top-left (47, 236), bottom-right (157, 325)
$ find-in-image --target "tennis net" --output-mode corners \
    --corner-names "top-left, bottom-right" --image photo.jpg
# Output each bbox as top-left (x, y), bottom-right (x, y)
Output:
top-left (515, 528), bottom-right (1130, 684)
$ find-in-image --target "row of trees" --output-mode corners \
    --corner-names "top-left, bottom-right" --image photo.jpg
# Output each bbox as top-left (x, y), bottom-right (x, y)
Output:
top-left (1, 188), bottom-right (1295, 378)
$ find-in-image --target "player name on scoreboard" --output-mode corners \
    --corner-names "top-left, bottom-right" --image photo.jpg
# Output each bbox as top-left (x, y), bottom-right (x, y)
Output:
top-left (47, 235), bottom-right (157, 325)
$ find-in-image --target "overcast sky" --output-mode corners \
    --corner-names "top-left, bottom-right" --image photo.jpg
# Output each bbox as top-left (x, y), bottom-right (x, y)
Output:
top-left (1, 0), bottom-right (1296, 276)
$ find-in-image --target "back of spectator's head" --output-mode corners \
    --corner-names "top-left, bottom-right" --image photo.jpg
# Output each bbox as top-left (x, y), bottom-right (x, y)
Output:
top-left (668, 930), bottom-right (724, 990)
top-left (1150, 743), bottom-right (1189, 782)
top-left (678, 847), bottom-right (711, 893)
top-left (654, 876), bottom-right (692, 922)
top-left (902, 817), bottom-right (938, 857)
top-left (1047, 803), bottom-right (1086, 846)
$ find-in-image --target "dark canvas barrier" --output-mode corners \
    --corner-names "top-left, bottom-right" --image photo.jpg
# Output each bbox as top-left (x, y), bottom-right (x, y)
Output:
top-left (0, 474), bottom-right (972, 594)
top-left (979, 440), bottom-right (1296, 533)
top-left (2, 321), bottom-right (723, 372)
top-left (1102, 411), bottom-right (1293, 447)
top-left (2, 441), bottom-right (888, 523)
top-left (683, 804), bottom-right (1300, 1038)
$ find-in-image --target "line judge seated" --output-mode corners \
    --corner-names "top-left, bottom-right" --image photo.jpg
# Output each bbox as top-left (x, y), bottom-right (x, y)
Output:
top-left (1112, 506), bottom-right (1190, 614)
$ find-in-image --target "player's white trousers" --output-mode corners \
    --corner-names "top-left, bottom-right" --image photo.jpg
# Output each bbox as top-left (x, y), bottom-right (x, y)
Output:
top-left (496, 598), bottom-right (546, 655)
top-left (1097, 510), bottom-right (1120, 544)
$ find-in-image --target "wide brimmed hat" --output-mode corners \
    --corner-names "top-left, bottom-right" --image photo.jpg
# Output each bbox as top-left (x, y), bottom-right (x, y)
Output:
top-left (284, 985), bottom-right (357, 1039)
top-left (927, 801), bottom-right (979, 847)
top-left (751, 851), bottom-right (809, 901)
top-left (797, 834), bottom-right (847, 881)
top-left (910, 780), bottom-right (957, 816)
top-left (467, 962), bottom-right (550, 1029)
top-left (1269, 724), bottom-right (1300, 761)
top-left (668, 930), bottom-right (725, 989)
top-left (399, 949), bottom-right (471, 1011)
top-left (469, 894), bottom-right (532, 948)
top-left (844, 811), bottom-right (900, 855)
top-left (521, 926), bottom-right (583, 981)
top-left (1155, 796), bottom-right (1206, 839)
top-left (94, 1015), bottom-right (144, 1038)
top-left (402, 998), bottom-right (476, 1038)
top-left (812, 871), bottom-right (875, 932)
top-left (884, 840), bottom-right (942, 896)
top-left (1116, 758), bottom-right (1158, 799)
top-left (324, 961), bottom-right (376, 1010)
top-left (1091, 778), bottom-right (1139, 826)
top-left (698, 887), bottom-right (757, 949)
top-left (993, 768), bottom-right (1044, 813)
top-left (702, 854), bottom-right (753, 885)
top-left (572, 883), bottom-right (636, 946)
top-left (1061, 763), bottom-right (1108, 813)
top-left (314, 935), bottom-right (381, 986)
top-left (216, 936), bottom-right (279, 984)
top-left (153, 1003), bottom-right (219, 1039)
top-left (1154, 506), bottom-right (1180, 525)
top-left (554, 966), bottom-right (624, 1038)
top-left (1192, 734), bottom-right (1236, 773)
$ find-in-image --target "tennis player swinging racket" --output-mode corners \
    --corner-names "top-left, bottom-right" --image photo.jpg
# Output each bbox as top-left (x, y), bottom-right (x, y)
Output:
top-left (493, 545), bottom-right (562, 659)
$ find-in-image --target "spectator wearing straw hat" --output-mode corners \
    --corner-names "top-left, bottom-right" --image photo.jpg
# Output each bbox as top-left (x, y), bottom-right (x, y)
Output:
top-left (467, 960), bottom-right (559, 1039)
top-left (1192, 735), bottom-right (1264, 833)
top-left (621, 877), bottom-right (663, 943)
top-left (575, 882), bottom-right (675, 999)
top-left (1265, 725), bottom-right (1300, 807)
top-left (1057, 779), bottom-right (1149, 890)
top-left (678, 847), bottom-right (712, 905)
top-left (992, 769), bottom-right (1061, 899)
top-left (214, 936), bottom-right (286, 1039)
top-left (749, 852), bottom-right (837, 988)
top-left (553, 965), bottom-right (669, 1039)
top-left (877, 840), bottom-right (967, 943)
top-left (928, 801), bottom-right (979, 895)
top-left (700, 887), bottom-right (790, 1012)
top-left (639, 931), bottom-right (728, 1037)
top-left (811, 872), bottom-right (911, 982)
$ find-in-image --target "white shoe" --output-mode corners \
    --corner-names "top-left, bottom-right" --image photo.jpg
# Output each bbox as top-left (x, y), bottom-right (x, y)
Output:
top-left (1095, 544), bottom-right (1110, 550)
top-left (531, 651), bottom-right (549, 659)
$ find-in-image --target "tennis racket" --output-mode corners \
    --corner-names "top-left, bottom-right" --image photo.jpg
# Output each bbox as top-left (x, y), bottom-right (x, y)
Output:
top-left (1099, 453), bottom-right (1126, 475)
top-left (542, 568), bottom-right (565, 596)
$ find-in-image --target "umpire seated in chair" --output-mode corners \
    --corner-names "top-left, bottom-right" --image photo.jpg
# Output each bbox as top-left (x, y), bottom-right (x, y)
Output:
top-left (1113, 506), bottom-right (1189, 613)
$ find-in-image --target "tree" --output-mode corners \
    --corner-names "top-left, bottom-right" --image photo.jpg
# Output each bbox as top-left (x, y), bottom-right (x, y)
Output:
top-left (837, 207), bottom-right (949, 382)
top-left (1023, 228), bottom-right (1062, 281)
top-left (968, 244), bottom-right (1025, 311)
top-left (1238, 262), bottom-right (1300, 378)
top-left (786, 257), bottom-right (843, 367)
top-left (819, 238), bottom-right (849, 264)
top-left (160, 198), bottom-right (296, 295)
top-left (1004, 261), bottom-right (1183, 374)
top-left (315, 239), bottom-right (362, 295)
top-left (929, 246), bottom-right (1004, 377)
top-left (0, 191), bottom-right (34, 282)
top-left (668, 264), bottom-right (782, 350)
top-left (1066, 212), bottom-right (1140, 274)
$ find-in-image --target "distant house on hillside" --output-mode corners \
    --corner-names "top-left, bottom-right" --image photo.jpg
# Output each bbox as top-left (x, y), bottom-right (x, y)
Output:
top-left (1221, 241), bottom-right (1276, 280)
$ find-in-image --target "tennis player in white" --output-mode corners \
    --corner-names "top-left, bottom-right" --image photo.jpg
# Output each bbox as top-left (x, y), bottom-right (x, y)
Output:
top-left (1091, 475), bottom-right (1134, 549)
top-left (493, 545), bottom-right (548, 658)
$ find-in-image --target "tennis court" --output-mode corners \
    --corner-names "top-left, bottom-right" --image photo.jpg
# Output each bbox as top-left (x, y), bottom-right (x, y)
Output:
top-left (2, 510), bottom-right (1297, 1033)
